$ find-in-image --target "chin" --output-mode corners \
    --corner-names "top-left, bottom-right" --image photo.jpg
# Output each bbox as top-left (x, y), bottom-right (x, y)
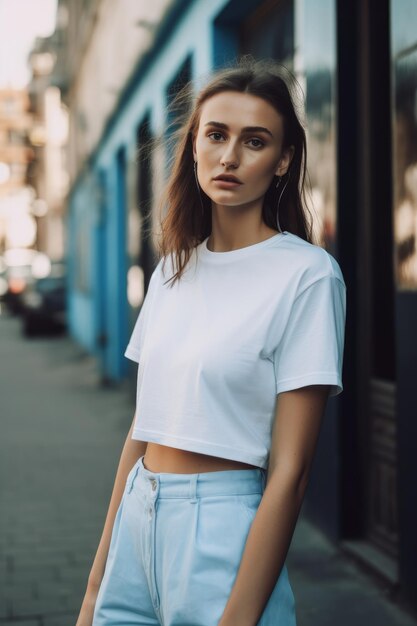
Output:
top-left (210, 195), bottom-right (243, 205)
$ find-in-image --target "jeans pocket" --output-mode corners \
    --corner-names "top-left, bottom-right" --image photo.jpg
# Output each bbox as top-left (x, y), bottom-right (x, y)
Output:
top-left (125, 458), bottom-right (141, 493)
top-left (237, 492), bottom-right (263, 525)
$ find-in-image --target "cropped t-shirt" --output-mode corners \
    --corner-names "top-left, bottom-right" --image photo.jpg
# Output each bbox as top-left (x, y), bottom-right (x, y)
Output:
top-left (124, 231), bottom-right (347, 469)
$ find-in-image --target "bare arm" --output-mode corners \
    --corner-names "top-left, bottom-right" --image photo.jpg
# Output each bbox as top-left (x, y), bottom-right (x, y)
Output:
top-left (87, 412), bottom-right (148, 590)
top-left (218, 385), bottom-right (330, 626)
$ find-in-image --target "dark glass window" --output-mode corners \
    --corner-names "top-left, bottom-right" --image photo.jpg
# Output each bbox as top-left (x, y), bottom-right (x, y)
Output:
top-left (240, 0), bottom-right (294, 66)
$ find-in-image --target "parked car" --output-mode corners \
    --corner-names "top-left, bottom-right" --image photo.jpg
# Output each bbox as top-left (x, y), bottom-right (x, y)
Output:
top-left (21, 272), bottom-right (67, 336)
top-left (0, 256), bottom-right (7, 308)
top-left (2, 264), bottom-right (36, 315)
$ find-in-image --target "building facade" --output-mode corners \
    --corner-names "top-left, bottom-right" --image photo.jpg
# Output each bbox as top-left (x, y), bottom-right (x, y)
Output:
top-left (0, 90), bottom-right (34, 253)
top-left (27, 36), bottom-right (69, 262)
top-left (54, 0), bottom-right (417, 615)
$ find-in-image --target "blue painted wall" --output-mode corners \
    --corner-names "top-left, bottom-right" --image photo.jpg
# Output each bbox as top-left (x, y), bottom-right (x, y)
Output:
top-left (68, 173), bottom-right (96, 352)
top-left (92, 169), bottom-right (108, 380)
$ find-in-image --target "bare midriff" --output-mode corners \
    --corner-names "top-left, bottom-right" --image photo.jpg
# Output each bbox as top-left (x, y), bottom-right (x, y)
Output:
top-left (143, 442), bottom-right (259, 474)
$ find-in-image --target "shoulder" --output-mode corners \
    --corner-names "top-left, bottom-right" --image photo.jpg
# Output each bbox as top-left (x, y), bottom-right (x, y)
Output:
top-left (152, 256), bottom-right (174, 280)
top-left (281, 232), bottom-right (346, 292)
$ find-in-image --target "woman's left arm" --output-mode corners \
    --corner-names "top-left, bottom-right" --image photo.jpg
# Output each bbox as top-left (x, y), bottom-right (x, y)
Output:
top-left (218, 384), bottom-right (331, 626)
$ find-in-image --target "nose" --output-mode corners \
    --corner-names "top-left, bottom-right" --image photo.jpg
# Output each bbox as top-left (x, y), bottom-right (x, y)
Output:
top-left (220, 140), bottom-right (239, 168)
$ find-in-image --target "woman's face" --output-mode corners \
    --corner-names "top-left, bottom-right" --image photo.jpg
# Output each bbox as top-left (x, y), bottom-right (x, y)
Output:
top-left (193, 90), bottom-right (293, 209)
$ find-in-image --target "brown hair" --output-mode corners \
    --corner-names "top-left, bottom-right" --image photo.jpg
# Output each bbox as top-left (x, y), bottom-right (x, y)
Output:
top-left (155, 55), bottom-right (314, 287)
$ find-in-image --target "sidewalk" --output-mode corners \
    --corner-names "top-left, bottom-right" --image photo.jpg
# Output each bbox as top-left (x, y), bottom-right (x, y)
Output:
top-left (0, 311), bottom-right (415, 626)
top-left (289, 517), bottom-right (416, 626)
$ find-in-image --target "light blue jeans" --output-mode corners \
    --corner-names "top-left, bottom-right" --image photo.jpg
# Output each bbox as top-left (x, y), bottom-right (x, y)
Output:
top-left (92, 455), bottom-right (296, 626)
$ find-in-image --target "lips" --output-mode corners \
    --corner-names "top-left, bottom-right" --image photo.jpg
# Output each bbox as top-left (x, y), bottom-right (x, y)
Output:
top-left (213, 174), bottom-right (243, 184)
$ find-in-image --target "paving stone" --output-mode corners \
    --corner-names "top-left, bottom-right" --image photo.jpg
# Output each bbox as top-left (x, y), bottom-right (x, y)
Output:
top-left (42, 613), bottom-right (78, 626)
top-left (9, 595), bottom-right (73, 617)
top-left (0, 618), bottom-right (39, 626)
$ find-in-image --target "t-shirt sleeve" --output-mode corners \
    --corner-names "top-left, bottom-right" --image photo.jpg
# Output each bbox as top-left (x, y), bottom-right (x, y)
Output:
top-left (272, 273), bottom-right (346, 397)
top-left (124, 263), bottom-right (159, 364)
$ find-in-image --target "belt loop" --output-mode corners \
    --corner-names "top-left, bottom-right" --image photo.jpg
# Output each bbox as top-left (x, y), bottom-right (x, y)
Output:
top-left (189, 474), bottom-right (198, 503)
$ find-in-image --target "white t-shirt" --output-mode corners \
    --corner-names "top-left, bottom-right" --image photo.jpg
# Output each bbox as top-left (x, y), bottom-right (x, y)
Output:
top-left (124, 231), bottom-right (346, 469)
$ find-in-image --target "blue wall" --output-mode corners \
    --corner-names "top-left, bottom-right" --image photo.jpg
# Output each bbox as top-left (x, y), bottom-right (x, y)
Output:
top-left (68, 173), bottom-right (96, 352)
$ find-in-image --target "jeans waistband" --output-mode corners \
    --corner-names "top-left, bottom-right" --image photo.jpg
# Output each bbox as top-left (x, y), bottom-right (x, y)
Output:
top-left (127, 455), bottom-right (266, 499)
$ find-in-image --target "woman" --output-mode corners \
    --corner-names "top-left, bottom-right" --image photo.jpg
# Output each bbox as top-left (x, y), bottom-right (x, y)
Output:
top-left (77, 57), bottom-right (346, 626)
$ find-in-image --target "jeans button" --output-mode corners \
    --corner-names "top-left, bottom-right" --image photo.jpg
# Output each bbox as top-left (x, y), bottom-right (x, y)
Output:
top-left (151, 479), bottom-right (157, 491)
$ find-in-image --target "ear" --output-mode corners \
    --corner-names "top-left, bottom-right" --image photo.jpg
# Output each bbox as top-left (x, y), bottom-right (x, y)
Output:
top-left (192, 134), bottom-right (197, 162)
top-left (275, 145), bottom-right (295, 177)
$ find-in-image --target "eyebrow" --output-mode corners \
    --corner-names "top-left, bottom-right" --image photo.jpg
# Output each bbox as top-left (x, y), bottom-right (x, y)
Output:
top-left (204, 121), bottom-right (274, 138)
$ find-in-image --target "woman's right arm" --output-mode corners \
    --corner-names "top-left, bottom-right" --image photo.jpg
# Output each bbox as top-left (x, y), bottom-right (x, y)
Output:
top-left (76, 412), bottom-right (147, 625)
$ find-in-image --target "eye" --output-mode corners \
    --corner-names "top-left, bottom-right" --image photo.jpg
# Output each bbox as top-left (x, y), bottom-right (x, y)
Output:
top-left (246, 138), bottom-right (265, 149)
top-left (207, 131), bottom-right (225, 141)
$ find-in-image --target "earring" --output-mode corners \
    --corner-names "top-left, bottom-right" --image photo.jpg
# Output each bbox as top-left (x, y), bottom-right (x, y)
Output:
top-left (193, 161), bottom-right (205, 215)
top-left (275, 172), bottom-right (290, 233)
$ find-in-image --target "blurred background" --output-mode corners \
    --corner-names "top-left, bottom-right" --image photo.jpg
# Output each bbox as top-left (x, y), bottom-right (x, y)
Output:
top-left (0, 0), bottom-right (416, 624)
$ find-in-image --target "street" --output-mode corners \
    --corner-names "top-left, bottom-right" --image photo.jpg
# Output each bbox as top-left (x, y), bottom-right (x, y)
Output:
top-left (0, 311), bottom-right (415, 626)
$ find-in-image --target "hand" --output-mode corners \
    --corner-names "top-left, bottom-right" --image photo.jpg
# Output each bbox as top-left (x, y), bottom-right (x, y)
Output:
top-left (75, 581), bottom-right (101, 626)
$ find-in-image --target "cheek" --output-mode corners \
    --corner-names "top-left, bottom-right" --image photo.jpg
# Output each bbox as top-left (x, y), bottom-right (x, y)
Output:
top-left (198, 139), bottom-right (220, 162)
top-left (196, 145), bottom-right (221, 180)
top-left (245, 157), bottom-right (277, 183)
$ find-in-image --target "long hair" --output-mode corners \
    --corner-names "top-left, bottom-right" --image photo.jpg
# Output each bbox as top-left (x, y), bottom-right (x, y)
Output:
top-left (155, 56), bottom-right (314, 287)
